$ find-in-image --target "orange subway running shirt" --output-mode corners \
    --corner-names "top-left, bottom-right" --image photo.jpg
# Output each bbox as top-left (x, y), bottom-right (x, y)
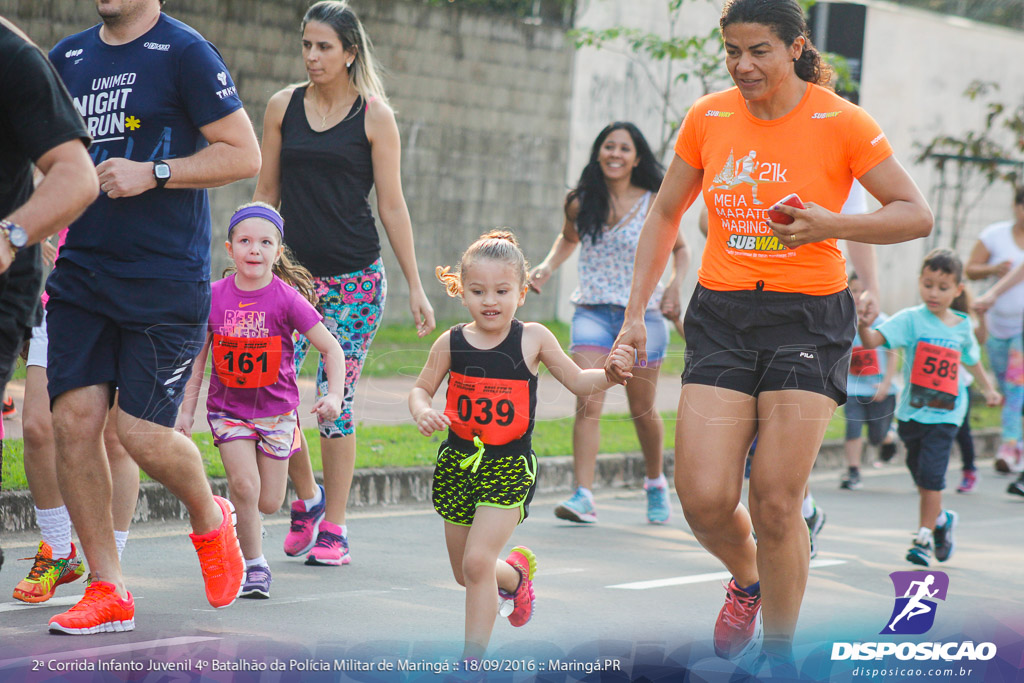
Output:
top-left (675, 83), bottom-right (893, 295)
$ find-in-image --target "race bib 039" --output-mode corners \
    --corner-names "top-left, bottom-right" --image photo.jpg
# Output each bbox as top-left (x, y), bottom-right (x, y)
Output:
top-left (444, 371), bottom-right (529, 445)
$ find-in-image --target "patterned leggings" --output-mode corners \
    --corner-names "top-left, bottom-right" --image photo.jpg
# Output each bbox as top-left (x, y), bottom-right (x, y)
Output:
top-left (293, 259), bottom-right (387, 438)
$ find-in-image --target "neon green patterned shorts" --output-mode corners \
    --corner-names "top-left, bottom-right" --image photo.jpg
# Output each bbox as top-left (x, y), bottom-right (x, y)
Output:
top-left (431, 441), bottom-right (538, 526)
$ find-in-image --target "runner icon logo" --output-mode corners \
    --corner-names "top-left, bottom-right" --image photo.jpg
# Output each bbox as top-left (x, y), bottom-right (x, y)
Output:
top-left (881, 570), bottom-right (948, 635)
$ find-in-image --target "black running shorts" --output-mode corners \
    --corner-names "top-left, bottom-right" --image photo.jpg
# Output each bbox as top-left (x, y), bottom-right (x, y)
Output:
top-left (681, 283), bottom-right (856, 405)
top-left (46, 260), bottom-right (210, 427)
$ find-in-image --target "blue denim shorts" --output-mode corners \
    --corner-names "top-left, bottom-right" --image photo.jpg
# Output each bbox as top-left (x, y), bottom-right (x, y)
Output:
top-left (569, 304), bottom-right (669, 364)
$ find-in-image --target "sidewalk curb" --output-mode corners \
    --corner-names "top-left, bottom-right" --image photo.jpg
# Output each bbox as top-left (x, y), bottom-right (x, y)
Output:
top-left (0, 429), bottom-right (1004, 534)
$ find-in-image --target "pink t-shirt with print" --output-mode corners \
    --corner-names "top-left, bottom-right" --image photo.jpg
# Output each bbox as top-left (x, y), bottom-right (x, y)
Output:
top-left (205, 275), bottom-right (322, 420)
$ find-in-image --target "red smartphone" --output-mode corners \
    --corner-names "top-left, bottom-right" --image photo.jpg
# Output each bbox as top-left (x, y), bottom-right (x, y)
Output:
top-left (767, 193), bottom-right (805, 225)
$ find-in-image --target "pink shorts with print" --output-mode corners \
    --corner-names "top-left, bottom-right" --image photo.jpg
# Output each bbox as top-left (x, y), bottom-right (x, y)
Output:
top-left (208, 410), bottom-right (301, 460)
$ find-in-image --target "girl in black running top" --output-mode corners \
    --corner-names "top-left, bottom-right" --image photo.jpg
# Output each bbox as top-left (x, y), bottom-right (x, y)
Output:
top-left (409, 230), bottom-right (633, 661)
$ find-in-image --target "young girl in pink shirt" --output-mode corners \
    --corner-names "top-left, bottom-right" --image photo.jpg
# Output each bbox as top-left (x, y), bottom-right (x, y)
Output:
top-left (177, 203), bottom-right (345, 599)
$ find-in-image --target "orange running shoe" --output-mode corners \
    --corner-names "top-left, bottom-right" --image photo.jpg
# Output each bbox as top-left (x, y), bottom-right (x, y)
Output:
top-left (189, 495), bottom-right (244, 608)
top-left (13, 541), bottom-right (85, 603)
top-left (48, 580), bottom-right (135, 634)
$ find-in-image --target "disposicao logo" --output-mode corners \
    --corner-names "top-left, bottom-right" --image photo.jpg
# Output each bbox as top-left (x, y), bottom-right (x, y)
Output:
top-left (883, 571), bottom-right (947, 635)
top-left (831, 571), bottom-right (997, 662)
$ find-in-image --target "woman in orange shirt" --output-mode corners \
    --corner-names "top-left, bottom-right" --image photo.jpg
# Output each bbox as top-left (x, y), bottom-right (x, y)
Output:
top-left (605, 0), bottom-right (932, 671)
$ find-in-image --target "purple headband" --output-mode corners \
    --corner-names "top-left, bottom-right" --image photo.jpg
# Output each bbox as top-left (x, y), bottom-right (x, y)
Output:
top-left (229, 205), bottom-right (284, 237)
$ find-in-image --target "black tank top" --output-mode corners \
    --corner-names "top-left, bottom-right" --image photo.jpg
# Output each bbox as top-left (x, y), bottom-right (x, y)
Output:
top-left (444, 320), bottom-right (538, 455)
top-left (279, 87), bottom-right (380, 276)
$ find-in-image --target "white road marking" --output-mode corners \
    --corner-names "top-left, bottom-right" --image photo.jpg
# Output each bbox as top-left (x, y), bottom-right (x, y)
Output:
top-left (193, 588), bottom-right (395, 611)
top-left (0, 595), bottom-right (83, 614)
top-left (541, 567), bottom-right (586, 577)
top-left (606, 559), bottom-right (846, 590)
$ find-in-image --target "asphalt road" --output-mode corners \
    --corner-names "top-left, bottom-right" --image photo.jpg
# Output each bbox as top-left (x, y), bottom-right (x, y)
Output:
top-left (1, 464), bottom-right (1023, 682)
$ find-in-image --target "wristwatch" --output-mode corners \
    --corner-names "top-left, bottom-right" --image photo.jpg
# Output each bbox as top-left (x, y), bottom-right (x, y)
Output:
top-left (0, 219), bottom-right (28, 258)
top-left (153, 160), bottom-right (171, 189)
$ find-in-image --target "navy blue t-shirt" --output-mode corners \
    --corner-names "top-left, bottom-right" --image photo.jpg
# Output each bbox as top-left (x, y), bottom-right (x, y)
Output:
top-left (50, 14), bottom-right (243, 281)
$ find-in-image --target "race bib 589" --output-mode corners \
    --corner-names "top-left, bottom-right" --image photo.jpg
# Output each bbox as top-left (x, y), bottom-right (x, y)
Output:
top-left (909, 341), bottom-right (960, 411)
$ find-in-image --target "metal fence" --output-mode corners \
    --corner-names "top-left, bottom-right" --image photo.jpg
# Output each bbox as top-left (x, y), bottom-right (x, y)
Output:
top-left (922, 152), bottom-right (1023, 252)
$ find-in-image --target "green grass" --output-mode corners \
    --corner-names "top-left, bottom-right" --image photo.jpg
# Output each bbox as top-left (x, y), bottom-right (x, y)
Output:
top-left (304, 318), bottom-right (687, 379)
top-left (0, 403), bottom-right (1002, 491)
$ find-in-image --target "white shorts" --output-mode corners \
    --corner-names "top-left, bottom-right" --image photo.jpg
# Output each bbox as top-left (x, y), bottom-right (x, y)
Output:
top-left (26, 310), bottom-right (48, 369)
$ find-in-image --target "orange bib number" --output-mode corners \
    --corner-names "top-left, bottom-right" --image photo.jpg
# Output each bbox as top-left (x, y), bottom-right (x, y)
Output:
top-left (909, 341), bottom-right (960, 411)
top-left (444, 371), bottom-right (529, 445)
top-left (212, 334), bottom-right (282, 388)
top-left (850, 346), bottom-right (880, 376)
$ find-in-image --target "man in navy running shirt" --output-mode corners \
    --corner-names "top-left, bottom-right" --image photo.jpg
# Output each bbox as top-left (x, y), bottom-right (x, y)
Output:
top-left (45, 0), bottom-right (261, 634)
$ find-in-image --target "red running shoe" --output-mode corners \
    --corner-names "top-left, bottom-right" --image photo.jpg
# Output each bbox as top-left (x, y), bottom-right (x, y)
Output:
top-left (502, 546), bottom-right (537, 627)
top-left (713, 578), bottom-right (763, 661)
top-left (189, 495), bottom-right (244, 608)
top-left (48, 580), bottom-right (135, 634)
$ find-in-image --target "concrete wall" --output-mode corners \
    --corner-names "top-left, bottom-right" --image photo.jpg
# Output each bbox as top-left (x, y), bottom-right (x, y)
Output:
top-left (859, 1), bottom-right (1024, 312)
top-left (7, 0), bottom-right (1024, 321)
top-left (1, 0), bottom-right (574, 324)
top-left (556, 0), bottom-right (723, 321)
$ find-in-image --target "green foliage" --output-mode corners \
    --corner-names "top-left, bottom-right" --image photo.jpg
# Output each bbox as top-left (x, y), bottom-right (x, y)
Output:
top-left (1, 403), bottom-right (1004, 490)
top-left (916, 81), bottom-right (1022, 183)
top-left (915, 80), bottom-right (1023, 248)
top-left (568, 0), bottom-right (858, 158)
top-left (352, 318), bottom-right (686, 377)
top-left (570, 0), bottom-right (729, 158)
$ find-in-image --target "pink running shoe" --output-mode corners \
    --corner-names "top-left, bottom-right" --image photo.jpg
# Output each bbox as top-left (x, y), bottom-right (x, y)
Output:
top-left (713, 578), bottom-right (763, 662)
top-left (956, 470), bottom-right (978, 494)
top-left (305, 520), bottom-right (350, 566)
top-left (502, 546), bottom-right (537, 627)
top-left (284, 485), bottom-right (325, 557)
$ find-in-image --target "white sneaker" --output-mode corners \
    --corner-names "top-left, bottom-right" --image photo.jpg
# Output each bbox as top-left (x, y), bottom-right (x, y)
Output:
top-left (995, 443), bottom-right (1020, 474)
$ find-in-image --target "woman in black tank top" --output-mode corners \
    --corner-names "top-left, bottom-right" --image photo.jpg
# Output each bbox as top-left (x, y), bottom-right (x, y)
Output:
top-left (251, 1), bottom-right (435, 567)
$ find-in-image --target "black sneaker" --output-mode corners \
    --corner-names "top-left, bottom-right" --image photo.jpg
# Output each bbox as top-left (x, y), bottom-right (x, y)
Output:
top-left (805, 507), bottom-right (826, 559)
top-left (840, 469), bottom-right (862, 490)
top-left (933, 510), bottom-right (958, 562)
top-left (879, 441), bottom-right (897, 463)
top-left (1008, 476), bottom-right (1024, 497)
